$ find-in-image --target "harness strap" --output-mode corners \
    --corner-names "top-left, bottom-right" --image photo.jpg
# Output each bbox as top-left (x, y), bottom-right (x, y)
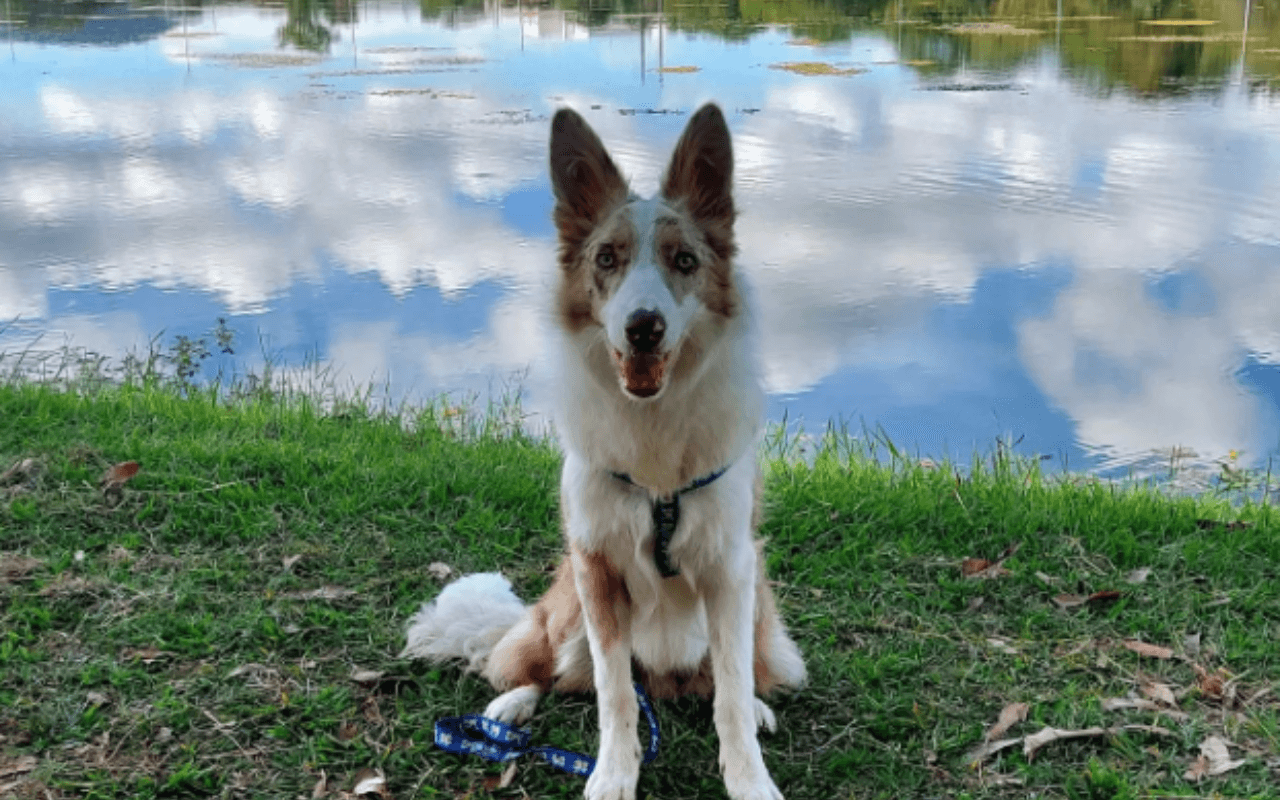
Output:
top-left (433, 682), bottom-right (661, 777)
top-left (609, 466), bottom-right (730, 578)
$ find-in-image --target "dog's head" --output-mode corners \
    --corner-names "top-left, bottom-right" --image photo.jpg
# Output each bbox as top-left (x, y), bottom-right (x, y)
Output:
top-left (550, 104), bottom-right (738, 401)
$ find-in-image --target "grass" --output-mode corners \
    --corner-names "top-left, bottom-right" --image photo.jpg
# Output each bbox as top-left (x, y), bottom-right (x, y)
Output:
top-left (1, 344), bottom-right (1278, 799)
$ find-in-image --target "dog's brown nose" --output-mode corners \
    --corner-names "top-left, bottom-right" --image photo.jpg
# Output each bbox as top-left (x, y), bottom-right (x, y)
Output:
top-left (625, 310), bottom-right (666, 353)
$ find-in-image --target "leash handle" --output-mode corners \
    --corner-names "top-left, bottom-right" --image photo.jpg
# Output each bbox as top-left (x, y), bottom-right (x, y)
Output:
top-left (433, 682), bottom-right (660, 777)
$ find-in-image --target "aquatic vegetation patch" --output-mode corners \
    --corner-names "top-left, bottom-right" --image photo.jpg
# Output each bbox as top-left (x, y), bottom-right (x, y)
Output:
top-left (1142, 19), bottom-right (1219, 27)
top-left (361, 46), bottom-right (453, 54)
top-left (945, 22), bottom-right (1044, 36)
top-left (198, 52), bottom-right (324, 68)
top-left (769, 61), bottom-right (867, 76)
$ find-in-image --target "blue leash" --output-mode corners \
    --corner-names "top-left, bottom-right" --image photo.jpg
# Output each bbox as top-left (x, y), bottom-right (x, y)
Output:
top-left (433, 683), bottom-right (660, 777)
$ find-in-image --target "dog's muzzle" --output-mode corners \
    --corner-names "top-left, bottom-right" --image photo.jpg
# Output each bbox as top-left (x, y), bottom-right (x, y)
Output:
top-left (613, 310), bottom-right (670, 399)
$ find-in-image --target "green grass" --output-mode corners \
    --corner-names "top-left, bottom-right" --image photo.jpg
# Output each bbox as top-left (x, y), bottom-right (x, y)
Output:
top-left (1, 371), bottom-right (1278, 799)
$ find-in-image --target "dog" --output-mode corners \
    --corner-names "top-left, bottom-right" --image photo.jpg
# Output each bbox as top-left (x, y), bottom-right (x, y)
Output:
top-left (402, 103), bottom-right (806, 800)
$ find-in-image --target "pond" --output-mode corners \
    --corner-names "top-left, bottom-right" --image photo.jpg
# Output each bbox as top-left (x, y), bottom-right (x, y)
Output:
top-left (2, 0), bottom-right (1279, 480)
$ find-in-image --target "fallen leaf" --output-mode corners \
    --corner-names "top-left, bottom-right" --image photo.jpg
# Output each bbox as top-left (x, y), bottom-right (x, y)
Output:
top-left (1053, 590), bottom-right (1122, 609)
top-left (987, 637), bottom-right (1019, 655)
top-left (352, 767), bottom-right (388, 797)
top-left (1192, 664), bottom-right (1228, 701)
top-left (1125, 568), bottom-right (1151, 584)
top-left (282, 554), bottom-right (302, 571)
top-left (962, 542), bottom-right (1021, 579)
top-left (1186, 755), bottom-right (1209, 781)
top-left (427, 562), bottom-right (452, 581)
top-left (282, 586), bottom-right (356, 601)
top-left (962, 558), bottom-right (996, 576)
top-left (101, 461), bottom-right (141, 489)
top-left (351, 668), bottom-right (384, 684)
top-left (1023, 724), bottom-right (1172, 760)
top-left (1034, 571), bottom-right (1058, 585)
top-left (964, 736), bottom-right (1022, 765)
top-left (978, 772), bottom-right (1024, 786)
top-left (228, 662), bottom-right (277, 681)
top-left (987, 702), bottom-right (1029, 741)
top-left (1122, 639), bottom-right (1174, 659)
top-left (337, 721), bottom-right (360, 741)
top-left (122, 646), bottom-right (173, 664)
top-left (311, 770), bottom-right (330, 798)
top-left (0, 458), bottom-right (39, 485)
top-left (1053, 593), bottom-right (1088, 609)
top-left (1101, 696), bottom-right (1188, 721)
top-left (498, 760), bottom-right (518, 788)
top-left (361, 695), bottom-right (383, 724)
top-left (86, 691), bottom-right (109, 707)
top-left (0, 755), bottom-right (38, 779)
top-left (1140, 680), bottom-right (1177, 707)
top-left (1023, 725), bottom-right (1108, 759)
top-left (1185, 735), bottom-right (1246, 780)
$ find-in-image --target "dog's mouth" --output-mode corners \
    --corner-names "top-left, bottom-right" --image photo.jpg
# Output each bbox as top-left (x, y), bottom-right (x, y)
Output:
top-left (611, 348), bottom-right (671, 399)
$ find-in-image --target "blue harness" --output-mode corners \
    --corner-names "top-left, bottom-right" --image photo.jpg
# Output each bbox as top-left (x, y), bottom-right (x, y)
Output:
top-left (433, 682), bottom-right (660, 777)
top-left (609, 466), bottom-right (729, 577)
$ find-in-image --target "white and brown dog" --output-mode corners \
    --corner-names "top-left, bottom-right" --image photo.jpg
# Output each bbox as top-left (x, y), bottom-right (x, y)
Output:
top-left (403, 103), bottom-right (805, 800)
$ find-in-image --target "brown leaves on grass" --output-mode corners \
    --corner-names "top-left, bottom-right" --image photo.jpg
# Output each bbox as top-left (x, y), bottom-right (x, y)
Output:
top-left (1185, 735), bottom-right (1247, 780)
top-left (101, 461), bottom-right (140, 497)
top-left (352, 767), bottom-right (391, 798)
top-left (37, 573), bottom-right (103, 598)
top-left (967, 710), bottom-right (1174, 766)
top-left (1122, 639), bottom-right (1174, 659)
top-left (1023, 724), bottom-right (1173, 760)
top-left (964, 703), bottom-right (1029, 763)
top-left (0, 553), bottom-right (43, 584)
top-left (281, 586), bottom-right (357, 601)
top-left (1051, 590), bottom-right (1121, 609)
top-left (961, 542), bottom-right (1021, 579)
top-left (1, 458), bottom-right (40, 486)
top-left (0, 754), bottom-right (39, 797)
top-left (122, 646), bottom-right (174, 664)
top-left (0, 755), bottom-right (38, 780)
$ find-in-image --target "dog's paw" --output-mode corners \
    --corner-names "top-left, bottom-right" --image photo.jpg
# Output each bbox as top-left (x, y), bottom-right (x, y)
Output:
top-left (483, 685), bottom-right (541, 725)
top-left (583, 764), bottom-right (638, 800)
top-left (752, 698), bottom-right (777, 734)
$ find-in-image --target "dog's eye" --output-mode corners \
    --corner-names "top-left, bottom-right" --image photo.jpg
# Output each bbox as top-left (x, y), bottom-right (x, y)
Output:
top-left (596, 251), bottom-right (616, 270)
top-left (674, 252), bottom-right (698, 274)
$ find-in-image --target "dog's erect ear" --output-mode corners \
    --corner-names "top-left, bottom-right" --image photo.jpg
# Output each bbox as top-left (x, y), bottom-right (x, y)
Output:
top-left (662, 103), bottom-right (734, 228)
top-left (550, 109), bottom-right (628, 234)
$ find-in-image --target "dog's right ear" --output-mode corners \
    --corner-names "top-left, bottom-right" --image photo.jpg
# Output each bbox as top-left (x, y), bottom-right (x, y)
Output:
top-left (550, 109), bottom-right (628, 246)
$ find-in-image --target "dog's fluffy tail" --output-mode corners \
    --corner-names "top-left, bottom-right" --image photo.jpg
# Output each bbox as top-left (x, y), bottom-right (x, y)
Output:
top-left (400, 572), bottom-right (525, 672)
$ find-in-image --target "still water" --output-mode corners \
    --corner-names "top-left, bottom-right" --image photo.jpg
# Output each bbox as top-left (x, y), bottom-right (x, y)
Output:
top-left (2, 0), bottom-right (1279, 477)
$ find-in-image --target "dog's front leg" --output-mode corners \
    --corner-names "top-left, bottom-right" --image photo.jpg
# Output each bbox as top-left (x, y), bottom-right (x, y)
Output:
top-left (706, 547), bottom-right (784, 800)
top-left (571, 546), bottom-right (639, 800)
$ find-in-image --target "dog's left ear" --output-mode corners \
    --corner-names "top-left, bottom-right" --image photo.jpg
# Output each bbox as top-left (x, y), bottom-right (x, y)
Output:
top-left (662, 103), bottom-right (734, 228)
